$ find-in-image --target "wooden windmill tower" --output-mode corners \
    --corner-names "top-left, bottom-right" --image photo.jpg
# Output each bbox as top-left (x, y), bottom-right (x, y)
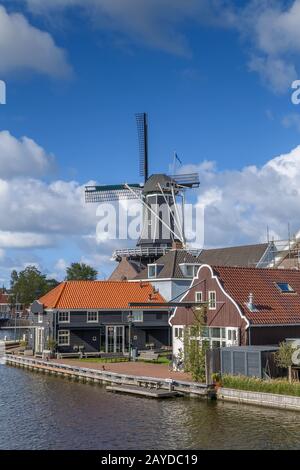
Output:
top-left (85, 113), bottom-right (200, 264)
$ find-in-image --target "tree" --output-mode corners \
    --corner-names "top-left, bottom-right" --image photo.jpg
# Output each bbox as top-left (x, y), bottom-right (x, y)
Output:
top-left (10, 266), bottom-right (58, 306)
top-left (46, 278), bottom-right (60, 290)
top-left (275, 341), bottom-right (297, 383)
top-left (183, 305), bottom-right (209, 383)
top-left (66, 262), bottom-right (98, 281)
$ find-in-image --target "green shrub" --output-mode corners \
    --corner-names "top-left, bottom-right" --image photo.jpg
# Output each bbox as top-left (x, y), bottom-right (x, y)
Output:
top-left (222, 374), bottom-right (300, 397)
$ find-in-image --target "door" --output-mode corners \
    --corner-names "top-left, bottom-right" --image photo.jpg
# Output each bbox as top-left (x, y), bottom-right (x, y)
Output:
top-left (106, 326), bottom-right (124, 353)
top-left (35, 327), bottom-right (44, 353)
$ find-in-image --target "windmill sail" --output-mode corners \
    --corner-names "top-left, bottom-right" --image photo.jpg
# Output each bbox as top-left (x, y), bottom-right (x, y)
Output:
top-left (136, 113), bottom-right (149, 183)
top-left (85, 184), bottom-right (142, 203)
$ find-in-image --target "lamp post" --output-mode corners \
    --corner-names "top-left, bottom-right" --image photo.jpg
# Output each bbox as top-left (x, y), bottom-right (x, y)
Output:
top-left (14, 294), bottom-right (19, 341)
top-left (127, 313), bottom-right (134, 360)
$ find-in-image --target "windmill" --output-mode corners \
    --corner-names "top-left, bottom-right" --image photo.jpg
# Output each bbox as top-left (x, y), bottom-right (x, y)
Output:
top-left (85, 113), bottom-right (200, 263)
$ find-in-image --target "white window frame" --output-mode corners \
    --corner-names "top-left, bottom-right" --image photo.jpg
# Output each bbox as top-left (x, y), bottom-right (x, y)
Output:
top-left (87, 311), bottom-right (98, 323)
top-left (226, 327), bottom-right (238, 345)
top-left (174, 327), bottom-right (183, 339)
top-left (195, 291), bottom-right (203, 303)
top-left (132, 310), bottom-right (143, 322)
top-left (208, 291), bottom-right (216, 310)
top-left (148, 264), bottom-right (157, 278)
top-left (58, 311), bottom-right (70, 324)
top-left (38, 312), bottom-right (43, 323)
top-left (58, 330), bottom-right (70, 346)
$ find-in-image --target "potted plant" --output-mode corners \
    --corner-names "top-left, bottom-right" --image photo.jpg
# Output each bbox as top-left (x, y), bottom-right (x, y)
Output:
top-left (20, 339), bottom-right (28, 350)
top-left (211, 372), bottom-right (222, 389)
top-left (46, 339), bottom-right (57, 358)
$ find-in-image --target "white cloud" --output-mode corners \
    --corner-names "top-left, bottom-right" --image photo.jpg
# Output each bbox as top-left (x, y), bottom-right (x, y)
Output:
top-left (0, 177), bottom-right (97, 241)
top-left (21, 0), bottom-right (300, 92)
top-left (248, 56), bottom-right (297, 94)
top-left (54, 258), bottom-right (67, 272)
top-left (230, 0), bottom-right (300, 93)
top-left (0, 5), bottom-right (71, 77)
top-left (0, 130), bottom-right (96, 249)
top-left (0, 130), bottom-right (55, 179)
top-left (182, 145), bottom-right (300, 247)
top-left (22, 0), bottom-right (220, 56)
top-left (0, 231), bottom-right (54, 248)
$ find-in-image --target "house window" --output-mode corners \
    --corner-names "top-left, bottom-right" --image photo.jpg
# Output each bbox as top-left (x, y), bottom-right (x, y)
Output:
top-left (174, 327), bottom-right (183, 339)
top-left (208, 291), bottom-right (216, 310)
top-left (195, 291), bottom-right (203, 303)
top-left (58, 311), bottom-right (70, 323)
top-left (38, 312), bottom-right (43, 323)
top-left (205, 327), bottom-right (226, 348)
top-left (227, 328), bottom-right (237, 343)
top-left (276, 282), bottom-right (295, 293)
top-left (179, 264), bottom-right (200, 278)
top-left (132, 310), bottom-right (143, 322)
top-left (186, 265), bottom-right (194, 277)
top-left (87, 311), bottom-right (98, 323)
top-left (148, 265), bottom-right (156, 278)
top-left (58, 330), bottom-right (70, 346)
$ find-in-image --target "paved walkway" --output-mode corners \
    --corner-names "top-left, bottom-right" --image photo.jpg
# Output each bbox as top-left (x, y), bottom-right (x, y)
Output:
top-left (52, 359), bottom-right (193, 382)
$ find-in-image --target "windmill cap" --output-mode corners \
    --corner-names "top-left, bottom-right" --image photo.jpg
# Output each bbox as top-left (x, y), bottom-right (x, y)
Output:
top-left (143, 174), bottom-right (175, 193)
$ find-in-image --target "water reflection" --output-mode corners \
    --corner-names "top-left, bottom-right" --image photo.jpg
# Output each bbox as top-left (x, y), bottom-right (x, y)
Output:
top-left (0, 365), bottom-right (299, 450)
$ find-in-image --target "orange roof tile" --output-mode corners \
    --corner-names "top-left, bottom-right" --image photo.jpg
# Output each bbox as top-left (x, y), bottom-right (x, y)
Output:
top-left (38, 280), bottom-right (166, 310)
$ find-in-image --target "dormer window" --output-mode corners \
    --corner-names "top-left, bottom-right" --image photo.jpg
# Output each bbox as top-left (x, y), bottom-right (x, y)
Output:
top-left (147, 264), bottom-right (163, 278)
top-left (276, 282), bottom-right (295, 293)
top-left (179, 263), bottom-right (200, 278)
top-left (148, 265), bottom-right (156, 278)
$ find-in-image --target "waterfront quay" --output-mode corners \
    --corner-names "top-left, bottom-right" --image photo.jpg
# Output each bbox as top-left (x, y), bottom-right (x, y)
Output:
top-left (6, 355), bottom-right (215, 399)
top-left (6, 354), bottom-right (300, 412)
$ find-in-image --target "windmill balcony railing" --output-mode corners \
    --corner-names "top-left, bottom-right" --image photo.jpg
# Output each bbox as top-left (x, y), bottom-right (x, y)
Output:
top-left (112, 246), bottom-right (201, 260)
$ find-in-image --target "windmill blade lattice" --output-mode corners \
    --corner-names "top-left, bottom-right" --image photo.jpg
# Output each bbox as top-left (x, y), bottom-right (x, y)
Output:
top-left (85, 184), bottom-right (142, 203)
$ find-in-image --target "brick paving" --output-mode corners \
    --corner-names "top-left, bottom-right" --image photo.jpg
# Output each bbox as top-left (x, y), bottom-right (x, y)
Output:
top-left (52, 358), bottom-right (193, 382)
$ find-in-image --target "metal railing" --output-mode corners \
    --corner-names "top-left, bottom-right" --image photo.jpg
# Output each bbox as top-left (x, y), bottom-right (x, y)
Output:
top-left (112, 246), bottom-right (201, 260)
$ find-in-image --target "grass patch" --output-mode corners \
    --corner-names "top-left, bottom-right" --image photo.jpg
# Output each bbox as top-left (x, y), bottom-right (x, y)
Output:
top-left (139, 356), bottom-right (171, 365)
top-left (222, 374), bottom-right (300, 397)
top-left (78, 357), bottom-right (129, 364)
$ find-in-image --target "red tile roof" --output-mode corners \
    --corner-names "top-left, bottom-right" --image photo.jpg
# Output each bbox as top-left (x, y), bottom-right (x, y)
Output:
top-left (213, 266), bottom-right (300, 325)
top-left (38, 280), bottom-right (166, 310)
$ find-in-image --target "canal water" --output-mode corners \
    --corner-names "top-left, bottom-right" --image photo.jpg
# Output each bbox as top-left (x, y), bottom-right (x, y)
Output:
top-left (1, 361), bottom-right (300, 450)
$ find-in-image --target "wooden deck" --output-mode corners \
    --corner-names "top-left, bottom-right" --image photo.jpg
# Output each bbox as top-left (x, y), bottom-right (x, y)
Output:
top-left (106, 384), bottom-right (179, 398)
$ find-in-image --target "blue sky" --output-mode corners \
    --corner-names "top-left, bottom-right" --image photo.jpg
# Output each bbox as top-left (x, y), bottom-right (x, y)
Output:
top-left (1, 0), bottom-right (300, 285)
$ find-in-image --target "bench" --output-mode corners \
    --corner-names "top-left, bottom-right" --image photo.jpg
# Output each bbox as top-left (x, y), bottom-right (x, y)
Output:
top-left (82, 352), bottom-right (102, 358)
top-left (56, 352), bottom-right (81, 359)
top-left (138, 351), bottom-right (160, 361)
top-left (136, 378), bottom-right (162, 390)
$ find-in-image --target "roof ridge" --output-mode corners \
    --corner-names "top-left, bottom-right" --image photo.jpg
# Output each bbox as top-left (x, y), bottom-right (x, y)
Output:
top-left (212, 265), bottom-right (300, 274)
top-left (53, 282), bottom-right (67, 308)
top-left (202, 242), bottom-right (268, 251)
top-left (171, 250), bottom-right (177, 278)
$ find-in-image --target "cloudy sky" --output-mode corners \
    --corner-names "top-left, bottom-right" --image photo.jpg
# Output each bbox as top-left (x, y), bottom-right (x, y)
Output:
top-left (1, 0), bottom-right (300, 285)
